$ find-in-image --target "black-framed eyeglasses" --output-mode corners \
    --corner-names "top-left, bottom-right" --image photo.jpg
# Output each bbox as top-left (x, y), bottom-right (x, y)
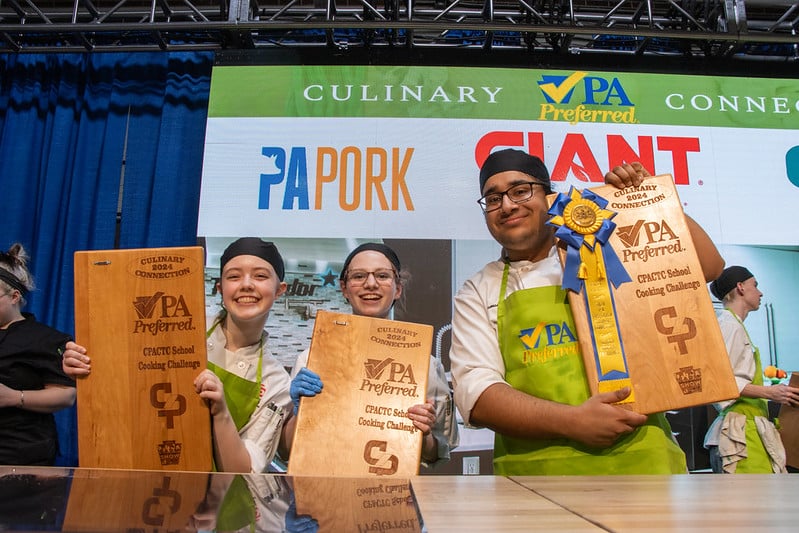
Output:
top-left (477, 182), bottom-right (545, 213)
top-left (345, 269), bottom-right (398, 286)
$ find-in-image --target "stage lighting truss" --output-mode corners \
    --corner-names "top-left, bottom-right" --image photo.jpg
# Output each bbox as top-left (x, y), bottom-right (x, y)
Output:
top-left (0, 0), bottom-right (797, 60)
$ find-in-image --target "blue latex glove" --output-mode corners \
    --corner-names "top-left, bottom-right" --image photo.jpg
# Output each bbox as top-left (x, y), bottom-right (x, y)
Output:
top-left (290, 367), bottom-right (323, 414)
top-left (285, 494), bottom-right (319, 533)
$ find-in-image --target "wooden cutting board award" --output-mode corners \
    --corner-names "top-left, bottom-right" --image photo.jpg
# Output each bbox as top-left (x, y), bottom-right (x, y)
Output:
top-left (778, 373), bottom-right (799, 469)
top-left (73, 246), bottom-right (211, 470)
top-left (547, 174), bottom-right (738, 414)
top-left (288, 310), bottom-right (432, 477)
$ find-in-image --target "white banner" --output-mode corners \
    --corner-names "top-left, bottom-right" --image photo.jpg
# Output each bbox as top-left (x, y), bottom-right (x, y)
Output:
top-left (200, 117), bottom-right (798, 245)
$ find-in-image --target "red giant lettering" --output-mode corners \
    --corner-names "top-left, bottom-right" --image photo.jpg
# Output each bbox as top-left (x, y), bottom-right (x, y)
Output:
top-left (475, 131), bottom-right (700, 185)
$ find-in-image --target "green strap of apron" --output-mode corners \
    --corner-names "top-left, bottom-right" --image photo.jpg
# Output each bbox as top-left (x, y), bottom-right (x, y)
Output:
top-left (206, 318), bottom-right (263, 431)
top-left (206, 319), bottom-right (262, 530)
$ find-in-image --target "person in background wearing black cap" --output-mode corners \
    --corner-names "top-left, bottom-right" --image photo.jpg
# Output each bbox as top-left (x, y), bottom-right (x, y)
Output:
top-left (704, 266), bottom-right (799, 473)
top-left (449, 148), bottom-right (726, 475)
top-left (0, 243), bottom-right (76, 465)
top-left (63, 238), bottom-right (297, 474)
top-left (289, 242), bottom-right (459, 468)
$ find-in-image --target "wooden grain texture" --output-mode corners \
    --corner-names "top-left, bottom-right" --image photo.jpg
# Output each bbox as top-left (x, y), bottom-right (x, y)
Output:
top-left (552, 175), bottom-right (739, 413)
top-left (6, 466), bottom-right (799, 532)
top-left (412, 476), bottom-right (600, 532)
top-left (293, 477), bottom-right (421, 532)
top-left (514, 474), bottom-right (799, 532)
top-left (62, 468), bottom-right (209, 531)
top-left (73, 247), bottom-right (211, 470)
top-left (778, 373), bottom-right (799, 469)
top-left (288, 310), bottom-right (432, 477)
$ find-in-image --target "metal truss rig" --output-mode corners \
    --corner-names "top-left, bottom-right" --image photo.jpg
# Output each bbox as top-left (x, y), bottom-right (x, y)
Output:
top-left (0, 0), bottom-right (798, 60)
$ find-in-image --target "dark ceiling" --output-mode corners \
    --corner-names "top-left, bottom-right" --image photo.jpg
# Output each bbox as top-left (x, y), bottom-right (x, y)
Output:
top-left (1, 1), bottom-right (798, 74)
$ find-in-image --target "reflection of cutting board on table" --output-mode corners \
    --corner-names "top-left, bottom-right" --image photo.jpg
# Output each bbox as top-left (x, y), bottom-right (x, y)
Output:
top-left (73, 246), bottom-right (211, 470)
top-left (548, 174), bottom-right (738, 414)
top-left (63, 469), bottom-right (209, 531)
top-left (288, 310), bottom-right (431, 477)
top-left (293, 477), bottom-right (422, 532)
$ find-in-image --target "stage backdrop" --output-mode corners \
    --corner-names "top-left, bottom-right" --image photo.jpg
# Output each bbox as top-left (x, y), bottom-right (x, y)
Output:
top-left (198, 65), bottom-right (799, 374)
top-left (199, 65), bottom-right (799, 246)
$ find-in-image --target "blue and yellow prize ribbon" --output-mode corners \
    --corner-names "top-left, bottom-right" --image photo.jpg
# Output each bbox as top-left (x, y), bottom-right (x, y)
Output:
top-left (548, 187), bottom-right (635, 401)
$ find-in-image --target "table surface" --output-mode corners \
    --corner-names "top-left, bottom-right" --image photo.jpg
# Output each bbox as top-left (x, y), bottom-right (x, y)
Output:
top-left (2, 467), bottom-right (797, 532)
top-left (415, 474), bottom-right (799, 532)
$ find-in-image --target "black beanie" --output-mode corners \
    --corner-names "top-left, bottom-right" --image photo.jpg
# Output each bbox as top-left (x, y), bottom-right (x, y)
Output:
top-left (220, 238), bottom-right (285, 281)
top-left (479, 149), bottom-right (551, 193)
top-left (340, 243), bottom-right (401, 280)
top-left (709, 266), bottom-right (754, 300)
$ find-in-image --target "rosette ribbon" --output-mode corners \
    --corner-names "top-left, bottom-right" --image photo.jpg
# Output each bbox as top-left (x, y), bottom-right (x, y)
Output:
top-left (548, 187), bottom-right (635, 397)
top-left (547, 187), bottom-right (630, 293)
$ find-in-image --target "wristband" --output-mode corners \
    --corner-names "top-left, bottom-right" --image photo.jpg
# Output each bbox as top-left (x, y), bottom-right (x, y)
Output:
top-left (19, 390), bottom-right (24, 407)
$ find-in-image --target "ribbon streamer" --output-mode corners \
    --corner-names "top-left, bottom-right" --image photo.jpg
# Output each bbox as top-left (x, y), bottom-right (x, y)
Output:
top-left (548, 187), bottom-right (635, 395)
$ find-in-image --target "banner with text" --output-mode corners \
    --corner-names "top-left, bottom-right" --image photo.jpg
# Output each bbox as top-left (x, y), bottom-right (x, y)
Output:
top-left (200, 65), bottom-right (799, 246)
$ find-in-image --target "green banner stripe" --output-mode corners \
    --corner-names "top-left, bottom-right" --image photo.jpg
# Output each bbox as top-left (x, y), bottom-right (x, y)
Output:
top-left (208, 65), bottom-right (799, 130)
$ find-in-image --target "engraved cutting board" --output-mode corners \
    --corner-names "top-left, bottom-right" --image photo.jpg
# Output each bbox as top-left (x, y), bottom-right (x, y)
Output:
top-left (778, 373), bottom-right (799, 469)
top-left (288, 310), bottom-right (431, 476)
top-left (550, 175), bottom-right (738, 414)
top-left (73, 246), bottom-right (211, 470)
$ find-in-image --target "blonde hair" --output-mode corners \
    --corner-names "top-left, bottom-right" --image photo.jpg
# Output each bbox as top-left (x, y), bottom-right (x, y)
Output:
top-left (0, 243), bottom-right (35, 305)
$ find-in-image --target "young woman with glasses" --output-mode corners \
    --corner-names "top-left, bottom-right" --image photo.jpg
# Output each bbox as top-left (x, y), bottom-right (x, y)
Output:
top-left (289, 242), bottom-right (459, 468)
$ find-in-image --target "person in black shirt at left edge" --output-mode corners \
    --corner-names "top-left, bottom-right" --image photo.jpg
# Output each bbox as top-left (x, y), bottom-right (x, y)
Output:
top-left (0, 243), bottom-right (76, 465)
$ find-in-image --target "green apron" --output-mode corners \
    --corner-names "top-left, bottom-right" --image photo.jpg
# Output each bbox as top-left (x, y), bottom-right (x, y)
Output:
top-left (206, 319), bottom-right (263, 432)
top-left (206, 319), bottom-right (262, 531)
top-left (717, 309), bottom-right (772, 473)
top-left (493, 262), bottom-right (686, 475)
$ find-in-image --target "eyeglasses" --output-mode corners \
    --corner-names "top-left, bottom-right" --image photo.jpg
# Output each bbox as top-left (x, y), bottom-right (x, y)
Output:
top-left (345, 269), bottom-right (397, 286)
top-left (477, 182), bottom-right (545, 213)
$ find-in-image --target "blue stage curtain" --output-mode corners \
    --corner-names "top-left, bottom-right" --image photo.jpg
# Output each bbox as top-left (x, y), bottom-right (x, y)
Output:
top-left (0, 51), bottom-right (213, 466)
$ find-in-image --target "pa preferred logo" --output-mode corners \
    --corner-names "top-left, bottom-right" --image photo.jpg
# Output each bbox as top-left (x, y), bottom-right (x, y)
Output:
top-left (131, 292), bottom-right (196, 336)
top-left (360, 357), bottom-right (419, 397)
top-left (133, 291), bottom-right (192, 319)
top-left (615, 219), bottom-right (677, 248)
top-left (363, 358), bottom-right (417, 383)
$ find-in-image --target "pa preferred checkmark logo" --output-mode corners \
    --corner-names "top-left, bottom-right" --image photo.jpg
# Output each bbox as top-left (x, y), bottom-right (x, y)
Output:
top-left (364, 358), bottom-right (395, 380)
top-left (615, 220), bottom-right (646, 248)
top-left (133, 292), bottom-right (165, 319)
top-left (537, 72), bottom-right (588, 104)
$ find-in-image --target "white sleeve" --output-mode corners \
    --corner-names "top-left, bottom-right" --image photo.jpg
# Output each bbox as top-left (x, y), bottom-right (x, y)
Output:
top-left (290, 348), bottom-right (310, 378)
top-left (423, 356), bottom-right (459, 466)
top-left (713, 312), bottom-right (756, 412)
top-left (720, 318), bottom-right (756, 393)
top-left (449, 276), bottom-right (507, 427)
